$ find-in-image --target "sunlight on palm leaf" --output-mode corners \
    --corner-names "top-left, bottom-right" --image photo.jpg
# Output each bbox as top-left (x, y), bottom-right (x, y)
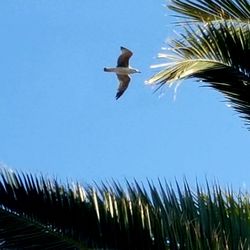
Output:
top-left (147, 23), bottom-right (250, 85)
top-left (147, 0), bottom-right (250, 126)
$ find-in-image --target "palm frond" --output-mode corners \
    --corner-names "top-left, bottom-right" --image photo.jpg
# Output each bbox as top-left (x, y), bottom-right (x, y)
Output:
top-left (0, 169), bottom-right (87, 249)
top-left (0, 168), bottom-right (157, 249)
top-left (0, 167), bottom-right (250, 249)
top-left (147, 21), bottom-right (250, 125)
top-left (169, 0), bottom-right (250, 23)
top-left (0, 208), bottom-right (78, 249)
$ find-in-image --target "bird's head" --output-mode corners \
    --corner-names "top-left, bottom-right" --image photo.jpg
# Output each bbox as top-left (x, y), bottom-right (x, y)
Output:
top-left (132, 68), bottom-right (141, 74)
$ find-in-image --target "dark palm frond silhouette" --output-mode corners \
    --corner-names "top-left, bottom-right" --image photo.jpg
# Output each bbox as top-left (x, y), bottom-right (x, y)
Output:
top-left (0, 167), bottom-right (250, 249)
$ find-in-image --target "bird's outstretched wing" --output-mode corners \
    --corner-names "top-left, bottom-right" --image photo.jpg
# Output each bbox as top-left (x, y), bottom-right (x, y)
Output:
top-left (116, 74), bottom-right (130, 99)
top-left (117, 47), bottom-right (133, 67)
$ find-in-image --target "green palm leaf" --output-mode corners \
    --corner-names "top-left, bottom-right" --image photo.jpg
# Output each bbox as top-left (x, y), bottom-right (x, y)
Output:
top-left (147, 0), bottom-right (250, 126)
top-left (0, 169), bottom-right (87, 249)
top-left (0, 168), bottom-right (157, 249)
top-left (169, 0), bottom-right (250, 22)
top-left (0, 209), bottom-right (78, 249)
top-left (0, 167), bottom-right (250, 249)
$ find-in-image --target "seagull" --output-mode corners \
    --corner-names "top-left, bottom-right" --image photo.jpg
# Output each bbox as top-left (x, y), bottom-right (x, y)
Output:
top-left (104, 47), bottom-right (140, 99)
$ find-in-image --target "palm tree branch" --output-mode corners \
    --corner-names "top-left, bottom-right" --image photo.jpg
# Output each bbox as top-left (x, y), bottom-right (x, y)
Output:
top-left (168, 0), bottom-right (250, 23)
top-left (1, 167), bottom-right (250, 249)
top-left (0, 168), bottom-right (158, 249)
top-left (0, 208), bottom-right (83, 249)
top-left (195, 67), bottom-right (250, 124)
top-left (147, 21), bottom-right (250, 125)
top-left (147, 59), bottom-right (231, 83)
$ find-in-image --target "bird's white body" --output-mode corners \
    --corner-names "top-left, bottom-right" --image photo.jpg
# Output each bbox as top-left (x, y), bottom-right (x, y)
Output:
top-left (104, 67), bottom-right (140, 75)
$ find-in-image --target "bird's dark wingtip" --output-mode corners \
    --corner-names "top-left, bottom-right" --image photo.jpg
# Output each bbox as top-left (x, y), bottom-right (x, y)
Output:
top-left (120, 46), bottom-right (129, 51)
top-left (116, 92), bottom-right (123, 100)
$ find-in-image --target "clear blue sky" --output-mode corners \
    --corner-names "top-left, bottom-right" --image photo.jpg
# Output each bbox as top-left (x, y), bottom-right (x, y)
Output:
top-left (0, 0), bottom-right (249, 189)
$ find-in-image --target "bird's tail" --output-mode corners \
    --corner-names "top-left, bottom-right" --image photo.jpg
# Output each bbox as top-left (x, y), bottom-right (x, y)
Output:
top-left (104, 67), bottom-right (112, 72)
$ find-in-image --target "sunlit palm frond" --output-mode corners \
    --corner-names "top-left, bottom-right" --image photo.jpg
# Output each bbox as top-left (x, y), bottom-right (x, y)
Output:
top-left (169, 0), bottom-right (250, 23)
top-left (1, 167), bottom-right (250, 249)
top-left (147, 21), bottom-right (250, 125)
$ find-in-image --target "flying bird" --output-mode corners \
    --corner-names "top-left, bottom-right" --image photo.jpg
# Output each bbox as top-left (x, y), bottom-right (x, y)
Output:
top-left (104, 47), bottom-right (140, 99)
